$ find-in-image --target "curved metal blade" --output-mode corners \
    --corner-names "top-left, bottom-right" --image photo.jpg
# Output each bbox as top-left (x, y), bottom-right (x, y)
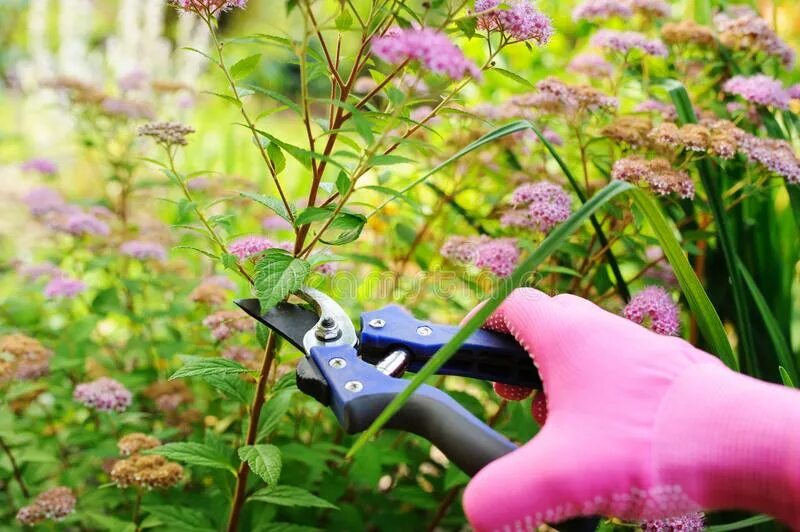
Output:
top-left (234, 299), bottom-right (319, 353)
top-left (297, 287), bottom-right (358, 354)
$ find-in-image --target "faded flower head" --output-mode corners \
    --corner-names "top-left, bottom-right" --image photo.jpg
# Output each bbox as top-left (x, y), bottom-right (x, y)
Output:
top-left (722, 75), bottom-right (789, 110)
top-left (228, 236), bottom-right (274, 261)
top-left (522, 77), bottom-right (617, 116)
top-left (222, 345), bottom-right (260, 369)
top-left (624, 286), bottom-right (680, 336)
top-left (23, 187), bottom-right (66, 217)
top-left (612, 156), bottom-right (695, 199)
top-left (503, 181), bottom-right (572, 232)
top-left (262, 215), bottom-right (292, 230)
top-left (17, 262), bottom-right (63, 281)
top-left (74, 377), bottom-right (132, 412)
top-left (172, 0), bottom-right (247, 15)
top-left (190, 277), bottom-right (233, 306)
top-left (641, 511), bottom-right (705, 531)
top-left (0, 334), bottom-right (53, 382)
top-left (591, 30), bottom-right (668, 58)
top-left (714, 7), bottom-right (794, 68)
top-left (21, 158), bottom-right (58, 175)
top-left (629, 0), bottom-right (671, 19)
top-left (101, 98), bottom-right (154, 120)
top-left (143, 381), bottom-right (193, 412)
top-left (138, 122), bottom-right (195, 147)
top-left (111, 454), bottom-right (183, 489)
top-left (120, 240), bottom-right (167, 261)
top-left (634, 99), bottom-right (677, 121)
top-left (441, 236), bottom-right (480, 264)
top-left (602, 116), bottom-right (653, 148)
top-left (44, 277), bottom-right (86, 299)
top-left (371, 27), bottom-right (481, 80)
top-left (475, 238), bottom-right (520, 277)
top-left (60, 211), bottom-right (111, 237)
top-left (567, 53), bottom-right (615, 78)
top-left (661, 20), bottom-right (715, 47)
top-left (737, 133), bottom-right (800, 184)
top-left (118, 433), bottom-right (161, 456)
top-left (16, 487), bottom-right (76, 526)
top-left (203, 310), bottom-right (254, 341)
top-left (572, 0), bottom-right (631, 21)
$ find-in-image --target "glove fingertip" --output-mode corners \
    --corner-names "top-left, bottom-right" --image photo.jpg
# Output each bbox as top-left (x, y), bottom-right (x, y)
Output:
top-left (494, 382), bottom-right (533, 401)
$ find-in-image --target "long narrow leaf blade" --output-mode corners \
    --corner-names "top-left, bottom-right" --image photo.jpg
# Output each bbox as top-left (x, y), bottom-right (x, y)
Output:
top-left (348, 181), bottom-right (633, 457)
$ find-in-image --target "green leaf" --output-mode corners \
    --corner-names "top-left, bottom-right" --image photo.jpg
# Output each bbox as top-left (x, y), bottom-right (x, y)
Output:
top-left (319, 213), bottom-right (366, 246)
top-left (249, 485), bottom-right (338, 509)
top-left (222, 252), bottom-right (238, 270)
top-left (247, 85), bottom-right (302, 116)
top-left (230, 53), bottom-right (262, 79)
top-left (203, 373), bottom-right (253, 404)
top-left (145, 442), bottom-right (235, 474)
top-left (142, 506), bottom-right (216, 532)
top-left (706, 515), bottom-right (773, 531)
top-left (239, 192), bottom-right (294, 223)
top-left (294, 207), bottom-right (335, 227)
top-left (669, 82), bottom-right (755, 374)
top-left (779, 366), bottom-right (796, 388)
top-left (238, 444), bottom-right (282, 485)
top-left (490, 67), bottom-right (534, 89)
top-left (255, 524), bottom-right (321, 532)
top-left (170, 356), bottom-right (252, 380)
top-left (335, 10), bottom-right (353, 30)
top-left (368, 154), bottom-right (414, 166)
top-left (349, 181), bottom-right (633, 457)
top-left (81, 512), bottom-right (136, 532)
top-left (267, 142), bottom-right (287, 175)
top-left (256, 389), bottom-right (294, 440)
top-left (254, 249), bottom-right (310, 311)
top-left (455, 16), bottom-right (477, 38)
top-left (630, 189), bottom-right (737, 369)
top-left (362, 185), bottom-right (419, 212)
top-left (336, 171), bottom-right (350, 197)
top-left (737, 259), bottom-right (797, 382)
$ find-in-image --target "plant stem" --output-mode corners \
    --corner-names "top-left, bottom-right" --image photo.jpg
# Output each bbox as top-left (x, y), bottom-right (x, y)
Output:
top-left (225, 331), bottom-right (279, 532)
top-left (0, 437), bottom-right (29, 498)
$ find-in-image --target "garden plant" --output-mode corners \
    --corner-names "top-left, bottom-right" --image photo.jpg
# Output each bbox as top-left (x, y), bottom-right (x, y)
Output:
top-left (1, 0), bottom-right (799, 530)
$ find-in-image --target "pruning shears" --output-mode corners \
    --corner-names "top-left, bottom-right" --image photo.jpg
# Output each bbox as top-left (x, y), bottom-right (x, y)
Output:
top-left (236, 288), bottom-right (598, 532)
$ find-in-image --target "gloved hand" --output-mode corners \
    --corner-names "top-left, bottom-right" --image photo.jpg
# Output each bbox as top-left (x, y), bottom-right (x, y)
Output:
top-left (462, 288), bottom-right (800, 530)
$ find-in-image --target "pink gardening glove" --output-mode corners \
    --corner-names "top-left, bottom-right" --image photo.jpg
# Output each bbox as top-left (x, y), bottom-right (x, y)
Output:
top-left (462, 288), bottom-right (800, 530)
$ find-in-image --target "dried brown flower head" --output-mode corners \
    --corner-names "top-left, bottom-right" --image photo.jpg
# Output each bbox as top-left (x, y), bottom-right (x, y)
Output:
top-left (678, 124), bottom-right (710, 152)
top-left (703, 119), bottom-right (742, 159)
top-left (661, 21), bottom-right (716, 46)
top-left (111, 454), bottom-right (183, 489)
top-left (138, 122), bottom-right (195, 147)
top-left (514, 78), bottom-right (617, 118)
top-left (143, 381), bottom-right (193, 412)
top-left (151, 80), bottom-right (193, 93)
top-left (190, 281), bottom-right (229, 307)
top-left (648, 122), bottom-right (681, 149)
top-left (0, 334), bottom-right (52, 382)
top-left (602, 116), bottom-right (652, 147)
top-left (16, 487), bottom-right (76, 525)
top-left (117, 433), bottom-right (162, 456)
top-left (612, 156), bottom-right (695, 198)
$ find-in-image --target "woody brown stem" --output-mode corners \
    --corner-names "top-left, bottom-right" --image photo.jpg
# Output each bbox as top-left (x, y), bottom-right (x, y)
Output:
top-left (0, 437), bottom-right (29, 498)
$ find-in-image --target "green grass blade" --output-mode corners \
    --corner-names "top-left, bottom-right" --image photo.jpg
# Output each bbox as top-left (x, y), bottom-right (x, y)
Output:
top-left (668, 82), bottom-right (757, 374)
top-left (527, 121), bottom-right (630, 302)
top-left (706, 515), bottom-right (773, 531)
top-left (779, 366), bottom-right (796, 388)
top-left (347, 181), bottom-right (633, 458)
top-left (368, 121), bottom-right (532, 217)
top-left (630, 189), bottom-right (737, 369)
top-left (737, 259), bottom-right (797, 382)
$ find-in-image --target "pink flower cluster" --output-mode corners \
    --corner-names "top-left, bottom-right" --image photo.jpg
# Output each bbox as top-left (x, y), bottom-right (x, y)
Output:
top-left (635, 99), bottom-right (678, 121)
top-left (722, 75), bottom-right (790, 110)
top-left (228, 236), bottom-right (274, 260)
top-left (567, 53), bottom-right (615, 78)
top-left (61, 212), bottom-right (110, 237)
top-left (502, 182), bottom-right (572, 232)
top-left (21, 158), bottom-right (58, 175)
top-left (44, 277), bottom-right (86, 299)
top-left (789, 84), bottom-right (800, 100)
top-left (121, 240), bottom-right (167, 261)
top-left (172, 0), bottom-right (247, 14)
top-left (737, 133), bottom-right (800, 184)
top-left (441, 236), bottom-right (520, 277)
top-left (714, 7), bottom-right (795, 68)
top-left (371, 27), bottom-right (481, 80)
top-left (203, 310), bottom-right (254, 341)
top-left (630, 0), bottom-right (671, 18)
top-left (641, 511), bottom-right (704, 531)
top-left (23, 187), bottom-right (66, 217)
top-left (612, 157), bottom-right (695, 199)
top-left (16, 487), bottom-right (76, 526)
top-left (73, 377), bottom-right (133, 412)
top-left (474, 0), bottom-right (553, 44)
top-left (572, 0), bottom-right (631, 21)
top-left (591, 30), bottom-right (668, 58)
top-left (18, 262), bottom-right (63, 281)
top-left (623, 286), bottom-right (680, 336)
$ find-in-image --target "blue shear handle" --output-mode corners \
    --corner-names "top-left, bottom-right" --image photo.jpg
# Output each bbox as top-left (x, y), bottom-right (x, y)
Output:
top-left (359, 305), bottom-right (541, 388)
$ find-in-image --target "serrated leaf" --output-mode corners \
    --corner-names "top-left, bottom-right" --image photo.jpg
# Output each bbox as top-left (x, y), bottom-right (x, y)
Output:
top-left (256, 389), bottom-right (294, 440)
top-left (170, 356), bottom-right (252, 380)
top-left (203, 373), bottom-right (253, 404)
top-left (222, 252), bottom-right (238, 270)
top-left (455, 16), bottom-right (477, 38)
top-left (145, 442), bottom-right (235, 474)
top-left (239, 192), bottom-right (294, 223)
top-left (254, 249), bottom-right (310, 311)
top-left (294, 207), bottom-right (334, 226)
top-left (249, 485), bottom-right (338, 509)
top-left (238, 444), bottom-right (282, 485)
top-left (267, 142), bottom-right (286, 174)
top-left (319, 212), bottom-right (366, 246)
top-left (231, 53), bottom-right (262, 79)
top-left (142, 506), bottom-right (216, 532)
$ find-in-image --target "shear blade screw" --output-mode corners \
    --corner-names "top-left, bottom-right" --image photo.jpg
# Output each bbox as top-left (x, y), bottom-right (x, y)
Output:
top-left (316, 316), bottom-right (341, 341)
top-left (368, 319), bottom-right (385, 329)
top-left (328, 357), bottom-right (346, 369)
top-left (344, 380), bottom-right (363, 392)
top-left (416, 326), bottom-right (433, 336)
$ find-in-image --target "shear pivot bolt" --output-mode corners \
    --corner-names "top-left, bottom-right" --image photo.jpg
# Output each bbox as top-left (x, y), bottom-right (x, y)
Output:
top-left (368, 319), bottom-right (385, 329)
top-left (328, 357), bottom-right (346, 369)
top-left (316, 316), bottom-right (341, 341)
top-left (416, 326), bottom-right (433, 337)
top-left (344, 380), bottom-right (363, 392)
